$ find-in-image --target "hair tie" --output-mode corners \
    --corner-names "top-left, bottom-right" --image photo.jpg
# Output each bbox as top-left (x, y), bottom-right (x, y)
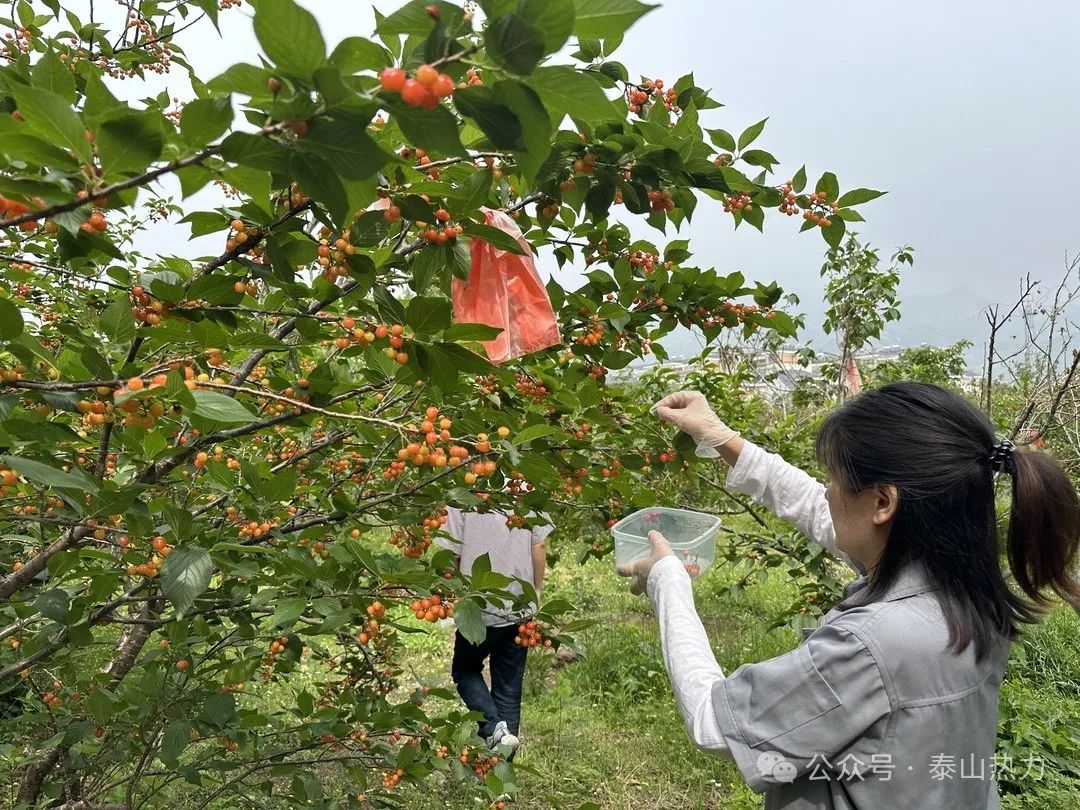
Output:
top-left (988, 439), bottom-right (1016, 475)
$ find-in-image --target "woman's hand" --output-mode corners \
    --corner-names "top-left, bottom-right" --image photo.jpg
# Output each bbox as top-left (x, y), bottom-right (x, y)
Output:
top-left (616, 530), bottom-right (675, 595)
top-left (652, 391), bottom-right (742, 460)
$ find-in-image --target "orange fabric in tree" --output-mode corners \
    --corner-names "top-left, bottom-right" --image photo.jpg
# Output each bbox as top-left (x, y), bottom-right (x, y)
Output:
top-left (452, 208), bottom-right (562, 364)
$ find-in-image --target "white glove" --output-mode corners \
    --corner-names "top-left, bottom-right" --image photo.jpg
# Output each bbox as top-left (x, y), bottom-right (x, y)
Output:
top-left (616, 530), bottom-right (674, 595)
top-left (652, 391), bottom-right (740, 458)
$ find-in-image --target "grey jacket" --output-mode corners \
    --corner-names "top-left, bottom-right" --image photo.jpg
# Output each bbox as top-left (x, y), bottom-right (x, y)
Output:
top-left (716, 442), bottom-right (1009, 809)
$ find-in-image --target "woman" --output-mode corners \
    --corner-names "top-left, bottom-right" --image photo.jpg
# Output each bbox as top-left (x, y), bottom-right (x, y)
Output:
top-left (618, 383), bottom-right (1079, 809)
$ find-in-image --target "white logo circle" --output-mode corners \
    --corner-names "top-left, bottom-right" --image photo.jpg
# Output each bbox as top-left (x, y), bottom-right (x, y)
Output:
top-left (756, 751), bottom-right (796, 782)
top-left (773, 760), bottom-right (798, 783)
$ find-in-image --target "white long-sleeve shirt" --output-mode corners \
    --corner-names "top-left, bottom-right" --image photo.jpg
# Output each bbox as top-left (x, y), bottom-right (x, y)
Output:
top-left (646, 440), bottom-right (846, 756)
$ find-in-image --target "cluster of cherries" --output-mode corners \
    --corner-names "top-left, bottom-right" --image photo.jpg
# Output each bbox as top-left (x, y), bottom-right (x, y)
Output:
top-left (123, 534), bottom-right (174, 579)
top-left (330, 319), bottom-right (410, 365)
top-left (626, 78), bottom-right (680, 116)
top-left (574, 316), bottom-right (604, 347)
top-left (802, 190), bottom-right (837, 228)
top-left (411, 594), bottom-right (453, 622)
top-left (379, 64), bottom-right (455, 109)
top-left (648, 189), bottom-right (675, 212)
top-left (356, 600), bottom-right (387, 645)
top-left (514, 620), bottom-right (551, 649)
top-left (460, 747), bottom-right (501, 779)
top-left (514, 373), bottom-right (549, 403)
top-left (723, 193), bottom-right (753, 213)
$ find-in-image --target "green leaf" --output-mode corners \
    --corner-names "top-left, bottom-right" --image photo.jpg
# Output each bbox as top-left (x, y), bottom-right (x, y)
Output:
top-left (836, 187), bottom-right (886, 207)
top-left (191, 0), bottom-right (220, 27)
top-left (741, 148), bottom-right (778, 171)
top-left (452, 86), bottom-right (525, 151)
top-left (34, 589), bottom-right (70, 624)
top-left (0, 298), bottom-right (25, 340)
top-left (9, 84), bottom-right (91, 162)
top-left (220, 131), bottom-right (291, 174)
top-left (512, 424), bottom-right (560, 445)
top-left (253, 0), bottom-right (326, 79)
top-left (373, 285), bottom-right (408, 325)
top-left (444, 323), bottom-right (502, 342)
top-left (462, 221), bottom-right (526, 254)
top-left (378, 0), bottom-right (464, 36)
top-left (815, 171), bottom-right (839, 202)
top-left (289, 152), bottom-right (348, 222)
top-left (298, 116), bottom-right (393, 180)
top-left (328, 37), bottom-right (392, 74)
top-left (159, 721), bottom-right (191, 766)
top-left (453, 598), bottom-right (486, 645)
top-left (457, 168), bottom-right (492, 214)
top-left (573, 0), bottom-right (656, 40)
top-left (207, 63), bottom-right (271, 97)
top-left (719, 166), bottom-right (756, 192)
top-left (493, 80), bottom-right (552, 178)
top-left (527, 66), bottom-right (617, 124)
top-left (31, 49), bottom-right (76, 103)
top-left (822, 216), bottom-right (846, 248)
top-left (192, 390), bottom-right (258, 424)
top-left (200, 692), bottom-right (236, 729)
top-left (1, 455), bottom-right (98, 492)
top-left (406, 296), bottom-right (452, 335)
top-left (272, 598), bottom-right (306, 627)
top-left (180, 96), bottom-right (233, 147)
top-left (585, 179), bottom-right (615, 220)
top-left (160, 545), bottom-right (214, 616)
top-left (792, 165), bottom-right (807, 193)
top-left (485, 13), bottom-right (545, 75)
top-left (737, 118), bottom-right (767, 151)
top-left (410, 243), bottom-right (445, 293)
top-left (391, 104), bottom-right (467, 157)
top-left (96, 114), bottom-right (165, 176)
top-left (514, 453), bottom-right (562, 487)
top-left (521, 0), bottom-right (575, 55)
top-left (706, 128), bottom-right (736, 152)
top-left (0, 133), bottom-right (80, 169)
top-left (98, 295), bottom-right (135, 343)
top-left (420, 342), bottom-right (494, 392)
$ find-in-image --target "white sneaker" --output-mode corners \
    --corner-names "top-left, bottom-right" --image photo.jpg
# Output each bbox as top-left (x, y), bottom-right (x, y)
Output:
top-left (486, 720), bottom-right (520, 753)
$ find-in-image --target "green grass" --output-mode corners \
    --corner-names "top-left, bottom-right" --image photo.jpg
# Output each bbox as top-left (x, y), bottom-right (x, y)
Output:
top-left (394, 541), bottom-right (1080, 810)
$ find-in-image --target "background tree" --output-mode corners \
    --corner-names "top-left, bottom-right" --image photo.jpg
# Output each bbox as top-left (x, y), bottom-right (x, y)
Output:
top-left (819, 235), bottom-right (914, 399)
top-left (0, 0), bottom-right (888, 806)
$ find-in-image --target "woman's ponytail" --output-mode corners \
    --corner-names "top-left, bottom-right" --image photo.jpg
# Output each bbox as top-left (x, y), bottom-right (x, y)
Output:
top-left (1007, 448), bottom-right (1080, 607)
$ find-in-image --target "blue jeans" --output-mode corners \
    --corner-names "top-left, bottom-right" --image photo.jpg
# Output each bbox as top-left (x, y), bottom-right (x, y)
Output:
top-left (451, 625), bottom-right (527, 743)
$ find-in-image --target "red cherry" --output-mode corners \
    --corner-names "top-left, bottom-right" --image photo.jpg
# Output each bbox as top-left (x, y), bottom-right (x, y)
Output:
top-left (379, 67), bottom-right (407, 93)
top-left (433, 73), bottom-right (455, 99)
top-left (419, 87), bottom-right (440, 110)
top-left (401, 79), bottom-right (427, 107)
top-left (415, 64), bottom-right (438, 87)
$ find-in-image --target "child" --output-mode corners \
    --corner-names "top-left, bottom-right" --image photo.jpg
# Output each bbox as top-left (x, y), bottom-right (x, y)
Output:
top-left (438, 507), bottom-right (550, 754)
top-left (620, 383), bottom-right (1079, 808)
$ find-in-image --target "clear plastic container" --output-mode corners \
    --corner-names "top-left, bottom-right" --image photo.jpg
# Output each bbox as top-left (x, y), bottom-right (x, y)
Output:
top-left (610, 507), bottom-right (722, 579)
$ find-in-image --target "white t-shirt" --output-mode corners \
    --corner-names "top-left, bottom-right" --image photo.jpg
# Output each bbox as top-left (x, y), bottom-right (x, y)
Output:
top-left (439, 508), bottom-right (552, 627)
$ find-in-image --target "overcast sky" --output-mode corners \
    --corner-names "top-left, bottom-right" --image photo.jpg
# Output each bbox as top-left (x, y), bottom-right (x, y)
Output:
top-left (118, 0), bottom-right (1080, 354)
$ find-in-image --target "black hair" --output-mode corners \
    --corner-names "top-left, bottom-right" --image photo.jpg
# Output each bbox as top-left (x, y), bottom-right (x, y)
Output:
top-left (816, 382), bottom-right (1080, 660)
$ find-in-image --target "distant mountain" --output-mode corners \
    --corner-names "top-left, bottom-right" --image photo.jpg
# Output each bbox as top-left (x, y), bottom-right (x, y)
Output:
top-left (658, 286), bottom-right (1003, 370)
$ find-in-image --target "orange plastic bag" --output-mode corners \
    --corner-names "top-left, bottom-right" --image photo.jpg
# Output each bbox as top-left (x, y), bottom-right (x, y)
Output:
top-left (451, 208), bottom-right (561, 364)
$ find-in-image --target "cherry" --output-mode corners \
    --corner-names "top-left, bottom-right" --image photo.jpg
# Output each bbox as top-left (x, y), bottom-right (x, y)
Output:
top-left (401, 79), bottom-right (428, 107)
top-left (415, 64), bottom-right (438, 87)
top-left (433, 73), bottom-right (455, 98)
top-left (379, 67), bottom-right (407, 93)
